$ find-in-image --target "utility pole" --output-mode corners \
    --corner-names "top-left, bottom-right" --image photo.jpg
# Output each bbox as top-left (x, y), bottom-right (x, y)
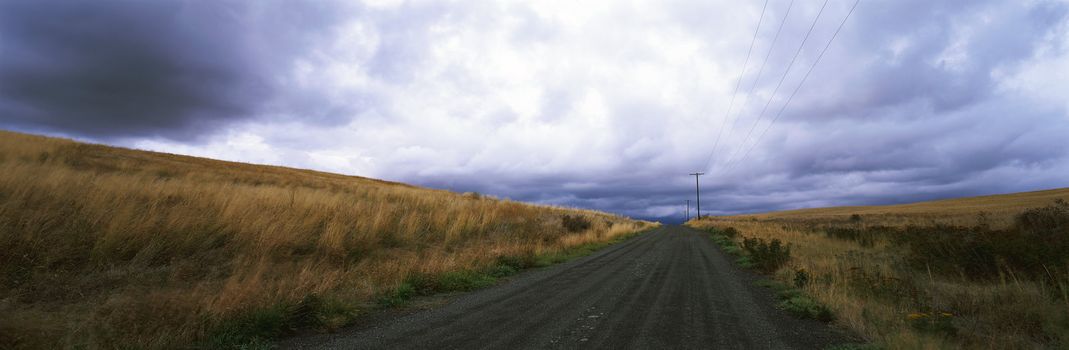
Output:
top-left (686, 200), bottom-right (691, 221)
top-left (689, 172), bottom-right (705, 219)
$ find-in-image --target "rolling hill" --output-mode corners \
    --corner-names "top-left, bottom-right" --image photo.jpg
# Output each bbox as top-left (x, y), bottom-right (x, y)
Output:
top-left (688, 186), bottom-right (1069, 348)
top-left (0, 130), bottom-right (653, 349)
top-left (742, 187), bottom-right (1069, 227)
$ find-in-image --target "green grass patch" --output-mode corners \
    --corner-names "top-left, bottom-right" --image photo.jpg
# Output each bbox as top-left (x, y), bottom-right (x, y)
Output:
top-left (705, 227), bottom-right (755, 270)
top-left (706, 228), bottom-right (741, 250)
top-left (757, 279), bottom-right (835, 322)
top-left (375, 282), bottom-right (417, 308)
top-left (734, 255), bottom-right (754, 269)
top-left (486, 263), bottom-right (519, 278)
top-left (780, 295), bottom-right (835, 322)
top-left (203, 305), bottom-right (289, 349)
top-left (203, 294), bottom-right (365, 349)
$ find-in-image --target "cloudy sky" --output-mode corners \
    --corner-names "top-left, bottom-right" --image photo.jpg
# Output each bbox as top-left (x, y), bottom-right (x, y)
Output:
top-left (2, 0), bottom-right (1068, 222)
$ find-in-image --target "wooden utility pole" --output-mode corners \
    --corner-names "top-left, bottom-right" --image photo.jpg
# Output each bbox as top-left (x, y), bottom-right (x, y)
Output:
top-left (686, 200), bottom-right (691, 221)
top-left (689, 172), bottom-right (704, 219)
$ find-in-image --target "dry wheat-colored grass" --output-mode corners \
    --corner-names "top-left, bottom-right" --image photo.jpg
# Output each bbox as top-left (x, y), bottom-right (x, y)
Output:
top-left (689, 190), bottom-right (1069, 349)
top-left (746, 188), bottom-right (1069, 228)
top-left (0, 130), bottom-right (654, 349)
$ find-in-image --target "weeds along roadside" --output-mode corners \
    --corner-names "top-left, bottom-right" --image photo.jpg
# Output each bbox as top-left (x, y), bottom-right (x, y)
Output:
top-left (0, 131), bottom-right (658, 349)
top-left (373, 227), bottom-right (652, 309)
top-left (700, 227), bottom-right (837, 323)
top-left (687, 201), bottom-right (1069, 349)
top-left (213, 226), bottom-right (655, 349)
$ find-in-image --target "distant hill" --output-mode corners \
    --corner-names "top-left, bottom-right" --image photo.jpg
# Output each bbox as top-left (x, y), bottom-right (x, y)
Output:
top-left (732, 187), bottom-right (1069, 227)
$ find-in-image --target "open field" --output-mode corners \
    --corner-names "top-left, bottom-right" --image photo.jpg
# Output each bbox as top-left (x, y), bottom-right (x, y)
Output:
top-left (688, 188), bottom-right (1069, 349)
top-left (746, 188), bottom-right (1069, 228)
top-left (0, 130), bottom-right (654, 349)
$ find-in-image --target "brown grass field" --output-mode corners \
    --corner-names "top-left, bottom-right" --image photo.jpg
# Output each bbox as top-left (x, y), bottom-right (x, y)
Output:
top-left (748, 188), bottom-right (1069, 228)
top-left (689, 188), bottom-right (1069, 349)
top-left (0, 130), bottom-right (655, 349)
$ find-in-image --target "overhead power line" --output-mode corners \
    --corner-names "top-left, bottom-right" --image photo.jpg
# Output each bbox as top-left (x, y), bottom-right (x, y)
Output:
top-left (703, 0), bottom-right (769, 171)
top-left (723, 0), bottom-right (861, 175)
top-left (720, 0), bottom-right (831, 171)
top-left (704, 0), bottom-right (796, 171)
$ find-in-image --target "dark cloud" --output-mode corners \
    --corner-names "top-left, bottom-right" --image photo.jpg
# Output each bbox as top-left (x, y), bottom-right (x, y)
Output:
top-left (0, 1), bottom-right (352, 141)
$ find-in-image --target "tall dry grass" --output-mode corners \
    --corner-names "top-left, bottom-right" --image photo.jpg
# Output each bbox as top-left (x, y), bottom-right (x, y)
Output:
top-left (747, 188), bottom-right (1069, 228)
top-left (0, 130), bottom-right (653, 349)
top-left (688, 191), bottom-right (1069, 349)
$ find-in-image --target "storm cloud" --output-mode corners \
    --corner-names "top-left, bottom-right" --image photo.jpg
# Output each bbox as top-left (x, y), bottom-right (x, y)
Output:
top-left (0, 1), bottom-right (353, 140)
top-left (1, 0), bottom-right (1068, 222)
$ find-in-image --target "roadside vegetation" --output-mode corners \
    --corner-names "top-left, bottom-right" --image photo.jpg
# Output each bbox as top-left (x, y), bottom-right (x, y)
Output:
top-left (704, 227), bottom-right (833, 323)
top-left (0, 130), bottom-right (656, 349)
top-left (688, 189), bottom-right (1069, 349)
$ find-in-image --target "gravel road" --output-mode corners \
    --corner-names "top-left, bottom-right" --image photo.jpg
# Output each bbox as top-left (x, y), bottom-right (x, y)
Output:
top-left (280, 225), bottom-right (857, 349)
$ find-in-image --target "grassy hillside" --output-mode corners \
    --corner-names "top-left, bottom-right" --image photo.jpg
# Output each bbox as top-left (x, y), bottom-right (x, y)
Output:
top-left (749, 188), bottom-right (1069, 227)
top-left (0, 130), bottom-right (655, 349)
top-left (689, 188), bottom-right (1069, 349)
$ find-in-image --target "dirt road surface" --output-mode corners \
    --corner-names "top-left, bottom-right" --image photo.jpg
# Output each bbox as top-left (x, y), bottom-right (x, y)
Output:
top-left (281, 225), bottom-right (856, 349)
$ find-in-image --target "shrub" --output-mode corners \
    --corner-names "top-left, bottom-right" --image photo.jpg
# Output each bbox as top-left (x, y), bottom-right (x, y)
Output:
top-left (894, 200), bottom-right (1069, 280)
top-left (561, 215), bottom-right (592, 232)
top-left (1015, 199), bottom-right (1069, 235)
top-left (742, 237), bottom-right (791, 274)
top-left (794, 268), bottom-right (810, 288)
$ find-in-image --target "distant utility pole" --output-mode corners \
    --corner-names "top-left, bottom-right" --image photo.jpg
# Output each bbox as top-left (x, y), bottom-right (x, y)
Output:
top-left (686, 200), bottom-right (691, 221)
top-left (689, 172), bottom-right (705, 219)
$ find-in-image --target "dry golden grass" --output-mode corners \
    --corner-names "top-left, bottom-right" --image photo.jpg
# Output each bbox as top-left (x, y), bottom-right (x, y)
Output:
top-left (747, 188), bottom-right (1069, 228)
top-left (0, 130), bottom-right (655, 349)
top-left (689, 189), bottom-right (1069, 349)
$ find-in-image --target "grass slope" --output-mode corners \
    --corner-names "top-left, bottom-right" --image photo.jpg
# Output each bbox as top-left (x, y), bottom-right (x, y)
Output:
top-left (689, 188), bottom-right (1069, 349)
top-left (749, 188), bottom-right (1069, 227)
top-left (0, 130), bottom-right (655, 349)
